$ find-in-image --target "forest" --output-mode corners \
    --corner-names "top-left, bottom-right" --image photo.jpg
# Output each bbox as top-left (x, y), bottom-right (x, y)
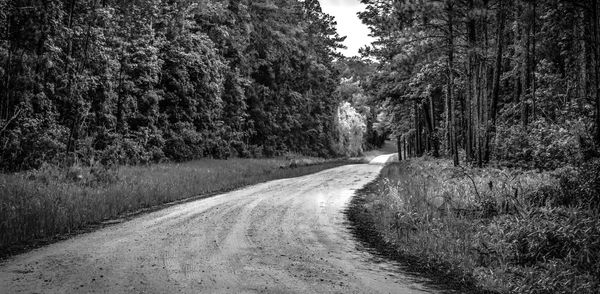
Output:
top-left (358, 0), bottom-right (600, 170)
top-left (0, 0), bottom-right (358, 172)
top-left (348, 1), bottom-right (600, 293)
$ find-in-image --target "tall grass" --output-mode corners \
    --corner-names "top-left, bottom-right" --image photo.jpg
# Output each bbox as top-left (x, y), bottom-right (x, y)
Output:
top-left (350, 157), bottom-right (600, 293)
top-left (0, 156), bottom-right (348, 257)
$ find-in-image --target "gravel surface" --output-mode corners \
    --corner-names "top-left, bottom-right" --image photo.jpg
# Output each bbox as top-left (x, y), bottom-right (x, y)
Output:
top-left (0, 154), bottom-right (439, 294)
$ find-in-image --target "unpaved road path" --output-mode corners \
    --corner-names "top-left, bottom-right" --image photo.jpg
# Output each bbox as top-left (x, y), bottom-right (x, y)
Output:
top-left (0, 154), bottom-right (440, 294)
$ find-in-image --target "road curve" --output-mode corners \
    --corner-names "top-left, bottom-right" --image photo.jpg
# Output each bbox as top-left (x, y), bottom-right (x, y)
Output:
top-left (0, 154), bottom-right (438, 294)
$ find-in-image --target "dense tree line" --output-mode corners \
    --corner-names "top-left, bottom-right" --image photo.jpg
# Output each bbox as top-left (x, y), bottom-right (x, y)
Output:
top-left (0, 0), bottom-right (346, 171)
top-left (360, 0), bottom-right (600, 169)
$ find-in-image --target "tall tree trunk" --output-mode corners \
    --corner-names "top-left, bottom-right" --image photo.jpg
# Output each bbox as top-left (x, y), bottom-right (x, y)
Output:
top-left (512, 2), bottom-right (521, 106)
top-left (520, 2), bottom-right (531, 127)
top-left (423, 102), bottom-right (435, 157)
top-left (397, 136), bottom-right (402, 160)
top-left (403, 137), bottom-right (407, 160)
top-left (476, 63), bottom-right (483, 167)
top-left (490, 2), bottom-right (504, 126)
top-left (531, 0), bottom-right (537, 121)
top-left (414, 100), bottom-right (423, 156)
top-left (447, 2), bottom-right (459, 166)
top-left (65, 0), bottom-right (78, 160)
top-left (466, 0), bottom-right (476, 163)
top-left (2, 11), bottom-right (12, 122)
top-left (593, 0), bottom-right (600, 145)
top-left (484, 0), bottom-right (505, 164)
top-left (481, 1), bottom-right (491, 164)
top-left (425, 92), bottom-right (440, 157)
top-left (579, 9), bottom-right (588, 112)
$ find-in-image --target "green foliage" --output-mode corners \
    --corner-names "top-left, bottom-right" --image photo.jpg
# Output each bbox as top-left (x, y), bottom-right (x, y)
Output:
top-left (334, 101), bottom-right (366, 156)
top-left (334, 58), bottom-right (387, 151)
top-left (350, 158), bottom-right (600, 293)
top-left (1, 112), bottom-right (68, 170)
top-left (494, 119), bottom-right (588, 170)
top-left (479, 207), bottom-right (600, 293)
top-left (556, 159), bottom-right (600, 211)
top-left (359, 0), bottom-right (600, 167)
top-left (0, 0), bottom-right (345, 171)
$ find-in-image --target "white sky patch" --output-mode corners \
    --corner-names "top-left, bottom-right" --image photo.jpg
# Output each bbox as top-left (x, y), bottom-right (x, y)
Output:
top-left (318, 0), bottom-right (375, 57)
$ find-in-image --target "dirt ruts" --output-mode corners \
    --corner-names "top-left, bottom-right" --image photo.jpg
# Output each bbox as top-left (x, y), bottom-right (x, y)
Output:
top-left (0, 154), bottom-right (440, 294)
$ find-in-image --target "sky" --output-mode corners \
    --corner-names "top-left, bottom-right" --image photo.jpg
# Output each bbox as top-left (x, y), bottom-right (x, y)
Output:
top-left (318, 0), bottom-right (375, 57)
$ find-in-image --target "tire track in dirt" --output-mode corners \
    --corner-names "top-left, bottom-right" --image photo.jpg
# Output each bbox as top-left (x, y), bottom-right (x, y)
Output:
top-left (0, 154), bottom-right (440, 294)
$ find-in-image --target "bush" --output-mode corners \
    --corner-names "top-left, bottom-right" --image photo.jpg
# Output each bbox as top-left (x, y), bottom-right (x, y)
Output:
top-left (0, 115), bottom-right (67, 171)
top-left (349, 158), bottom-right (600, 293)
top-left (99, 137), bottom-right (149, 165)
top-left (525, 184), bottom-right (567, 207)
top-left (554, 159), bottom-right (600, 211)
top-left (25, 162), bottom-right (119, 188)
top-left (163, 125), bottom-right (205, 161)
top-left (494, 119), bottom-right (586, 170)
top-left (205, 137), bottom-right (231, 159)
top-left (480, 207), bottom-right (600, 293)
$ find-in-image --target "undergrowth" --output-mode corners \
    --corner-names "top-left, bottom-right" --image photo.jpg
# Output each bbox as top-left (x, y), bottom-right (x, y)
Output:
top-left (348, 157), bottom-right (600, 294)
top-left (0, 156), bottom-right (349, 258)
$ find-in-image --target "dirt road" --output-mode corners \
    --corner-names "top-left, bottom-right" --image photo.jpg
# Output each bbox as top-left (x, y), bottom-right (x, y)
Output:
top-left (0, 154), bottom-right (439, 294)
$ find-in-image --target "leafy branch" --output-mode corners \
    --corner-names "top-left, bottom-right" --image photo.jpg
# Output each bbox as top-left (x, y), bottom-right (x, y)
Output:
top-left (0, 108), bottom-right (21, 136)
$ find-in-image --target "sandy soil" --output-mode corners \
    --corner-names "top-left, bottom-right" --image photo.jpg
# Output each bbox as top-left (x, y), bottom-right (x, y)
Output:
top-left (0, 154), bottom-right (439, 294)
top-left (361, 141), bottom-right (399, 163)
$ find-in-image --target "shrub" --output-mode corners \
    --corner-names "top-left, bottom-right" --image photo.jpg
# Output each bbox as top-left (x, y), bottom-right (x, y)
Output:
top-left (350, 158), bottom-right (600, 293)
top-left (163, 125), bottom-right (205, 161)
top-left (494, 119), bottom-right (586, 170)
top-left (480, 207), bottom-right (600, 293)
top-left (99, 136), bottom-right (151, 165)
top-left (206, 137), bottom-right (231, 159)
top-left (555, 159), bottom-right (600, 211)
top-left (525, 184), bottom-right (566, 207)
top-left (25, 162), bottom-right (119, 188)
top-left (0, 115), bottom-right (67, 171)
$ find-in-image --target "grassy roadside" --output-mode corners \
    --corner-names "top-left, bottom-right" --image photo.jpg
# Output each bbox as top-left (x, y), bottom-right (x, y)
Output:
top-left (347, 157), bottom-right (600, 294)
top-left (0, 156), bottom-right (352, 259)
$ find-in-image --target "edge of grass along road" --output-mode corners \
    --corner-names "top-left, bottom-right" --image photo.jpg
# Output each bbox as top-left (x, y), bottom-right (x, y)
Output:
top-left (346, 157), bottom-right (600, 294)
top-left (0, 157), bottom-right (353, 260)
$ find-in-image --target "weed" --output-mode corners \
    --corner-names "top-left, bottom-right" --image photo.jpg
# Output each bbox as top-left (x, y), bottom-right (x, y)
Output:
top-left (348, 158), bottom-right (600, 293)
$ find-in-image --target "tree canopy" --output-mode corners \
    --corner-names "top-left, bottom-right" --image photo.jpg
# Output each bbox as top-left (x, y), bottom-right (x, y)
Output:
top-left (359, 0), bottom-right (600, 169)
top-left (0, 0), bottom-right (347, 170)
